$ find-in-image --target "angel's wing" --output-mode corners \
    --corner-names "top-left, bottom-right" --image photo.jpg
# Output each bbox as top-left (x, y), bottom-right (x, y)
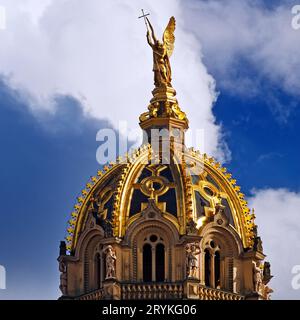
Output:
top-left (162, 16), bottom-right (176, 57)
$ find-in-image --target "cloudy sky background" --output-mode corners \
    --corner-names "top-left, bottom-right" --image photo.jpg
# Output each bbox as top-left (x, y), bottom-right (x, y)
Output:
top-left (0, 0), bottom-right (299, 299)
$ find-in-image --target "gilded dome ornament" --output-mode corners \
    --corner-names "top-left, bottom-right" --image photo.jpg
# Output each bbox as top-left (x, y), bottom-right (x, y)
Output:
top-left (139, 15), bottom-right (188, 126)
top-left (146, 16), bottom-right (175, 88)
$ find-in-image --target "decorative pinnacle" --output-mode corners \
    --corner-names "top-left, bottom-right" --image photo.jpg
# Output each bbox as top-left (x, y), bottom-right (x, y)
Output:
top-left (139, 15), bottom-right (188, 126)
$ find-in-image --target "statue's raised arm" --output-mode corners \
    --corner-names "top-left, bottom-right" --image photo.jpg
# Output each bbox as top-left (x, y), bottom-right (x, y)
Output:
top-left (146, 17), bottom-right (157, 46)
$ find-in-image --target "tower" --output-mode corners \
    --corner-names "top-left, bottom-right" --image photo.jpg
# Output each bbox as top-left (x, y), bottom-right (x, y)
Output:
top-left (58, 16), bottom-right (272, 300)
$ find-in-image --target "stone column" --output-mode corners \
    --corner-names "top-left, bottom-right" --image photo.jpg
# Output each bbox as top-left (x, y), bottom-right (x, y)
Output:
top-left (152, 246), bottom-right (156, 281)
top-left (220, 258), bottom-right (225, 289)
top-left (137, 246), bottom-right (143, 282)
top-left (100, 253), bottom-right (105, 288)
top-left (223, 257), bottom-right (230, 290)
top-left (199, 252), bottom-right (206, 285)
top-left (233, 259), bottom-right (241, 294)
top-left (210, 253), bottom-right (215, 288)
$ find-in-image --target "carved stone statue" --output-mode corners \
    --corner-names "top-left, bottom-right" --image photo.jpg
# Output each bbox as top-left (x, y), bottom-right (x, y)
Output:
top-left (105, 245), bottom-right (116, 280)
top-left (262, 285), bottom-right (273, 300)
top-left (263, 261), bottom-right (272, 284)
top-left (186, 243), bottom-right (201, 279)
top-left (146, 17), bottom-right (175, 88)
top-left (253, 236), bottom-right (263, 253)
top-left (186, 218), bottom-right (198, 235)
top-left (89, 192), bottom-right (113, 237)
top-left (59, 261), bottom-right (67, 295)
top-left (59, 241), bottom-right (67, 256)
top-left (253, 261), bottom-right (263, 293)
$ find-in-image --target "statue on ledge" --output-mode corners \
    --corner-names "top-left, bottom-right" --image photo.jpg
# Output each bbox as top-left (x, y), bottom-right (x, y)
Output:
top-left (186, 242), bottom-right (201, 279)
top-left (105, 245), bottom-right (117, 280)
top-left (253, 261), bottom-right (263, 293)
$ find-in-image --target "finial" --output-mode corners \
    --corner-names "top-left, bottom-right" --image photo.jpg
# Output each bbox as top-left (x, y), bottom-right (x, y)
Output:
top-left (139, 16), bottom-right (188, 127)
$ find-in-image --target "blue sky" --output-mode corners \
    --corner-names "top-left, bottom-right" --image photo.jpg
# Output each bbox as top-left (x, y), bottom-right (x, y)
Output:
top-left (215, 87), bottom-right (300, 193)
top-left (0, 85), bottom-right (103, 298)
top-left (0, 0), bottom-right (300, 299)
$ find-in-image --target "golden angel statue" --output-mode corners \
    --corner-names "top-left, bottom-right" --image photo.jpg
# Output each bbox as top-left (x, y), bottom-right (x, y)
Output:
top-left (146, 17), bottom-right (175, 87)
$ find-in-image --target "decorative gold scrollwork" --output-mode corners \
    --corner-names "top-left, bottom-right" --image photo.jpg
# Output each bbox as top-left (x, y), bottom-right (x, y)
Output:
top-left (140, 176), bottom-right (169, 199)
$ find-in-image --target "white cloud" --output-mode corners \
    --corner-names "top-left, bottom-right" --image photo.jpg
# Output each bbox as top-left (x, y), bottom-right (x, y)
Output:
top-left (0, 0), bottom-right (228, 160)
top-left (183, 0), bottom-right (300, 99)
top-left (248, 188), bottom-right (300, 299)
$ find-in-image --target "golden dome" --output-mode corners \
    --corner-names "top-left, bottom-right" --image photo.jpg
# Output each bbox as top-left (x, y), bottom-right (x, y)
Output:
top-left (59, 16), bottom-right (271, 302)
top-left (65, 15), bottom-right (256, 256)
top-left (66, 144), bottom-right (255, 254)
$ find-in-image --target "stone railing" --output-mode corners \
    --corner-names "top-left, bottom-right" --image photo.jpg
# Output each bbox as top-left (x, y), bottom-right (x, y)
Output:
top-left (76, 288), bottom-right (104, 300)
top-left (198, 285), bottom-right (244, 300)
top-left (121, 283), bottom-right (183, 300)
top-left (74, 284), bottom-right (244, 300)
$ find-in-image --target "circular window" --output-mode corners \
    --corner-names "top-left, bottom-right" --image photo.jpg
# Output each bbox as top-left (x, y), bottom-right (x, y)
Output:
top-left (141, 176), bottom-right (169, 197)
top-left (150, 235), bottom-right (158, 242)
top-left (204, 186), bottom-right (214, 197)
top-left (153, 182), bottom-right (162, 190)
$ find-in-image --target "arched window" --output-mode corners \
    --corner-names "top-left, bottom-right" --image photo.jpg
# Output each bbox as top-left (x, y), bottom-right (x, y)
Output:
top-left (204, 249), bottom-right (211, 287)
top-left (82, 237), bottom-right (103, 294)
top-left (156, 243), bottom-right (165, 282)
top-left (142, 235), bottom-right (165, 282)
top-left (143, 244), bottom-right (152, 282)
top-left (214, 251), bottom-right (220, 289)
top-left (204, 240), bottom-right (221, 289)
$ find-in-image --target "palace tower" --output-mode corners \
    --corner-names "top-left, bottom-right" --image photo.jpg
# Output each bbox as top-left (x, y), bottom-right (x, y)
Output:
top-left (58, 16), bottom-right (272, 300)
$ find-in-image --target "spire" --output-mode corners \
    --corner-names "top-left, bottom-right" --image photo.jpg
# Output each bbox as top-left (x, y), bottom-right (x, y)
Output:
top-left (139, 16), bottom-right (189, 144)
